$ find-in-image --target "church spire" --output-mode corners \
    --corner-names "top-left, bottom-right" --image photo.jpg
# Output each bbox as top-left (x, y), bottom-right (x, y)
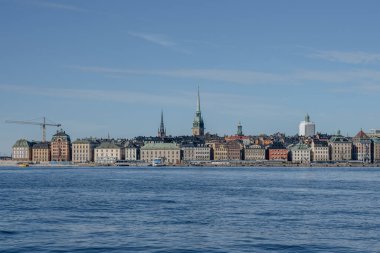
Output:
top-left (197, 85), bottom-right (201, 113)
top-left (158, 110), bottom-right (166, 138)
top-left (192, 86), bottom-right (205, 136)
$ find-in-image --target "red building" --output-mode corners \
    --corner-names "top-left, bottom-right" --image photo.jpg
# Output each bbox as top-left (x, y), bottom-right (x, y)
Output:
top-left (266, 142), bottom-right (289, 161)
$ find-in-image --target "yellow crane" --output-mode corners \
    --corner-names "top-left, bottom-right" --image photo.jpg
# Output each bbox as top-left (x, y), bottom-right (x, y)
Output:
top-left (5, 117), bottom-right (61, 142)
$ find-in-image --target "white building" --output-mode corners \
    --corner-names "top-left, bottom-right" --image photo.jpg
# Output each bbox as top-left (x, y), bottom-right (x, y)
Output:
top-left (311, 140), bottom-right (329, 162)
top-left (72, 139), bottom-right (98, 163)
top-left (299, 114), bottom-right (316, 137)
top-left (140, 142), bottom-right (181, 165)
top-left (12, 139), bottom-right (33, 161)
top-left (289, 143), bottom-right (311, 163)
top-left (182, 145), bottom-right (211, 161)
top-left (124, 142), bottom-right (140, 161)
top-left (94, 141), bottom-right (124, 164)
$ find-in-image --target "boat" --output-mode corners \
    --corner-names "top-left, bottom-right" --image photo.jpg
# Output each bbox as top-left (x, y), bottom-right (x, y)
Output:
top-left (152, 157), bottom-right (165, 167)
top-left (18, 163), bottom-right (29, 167)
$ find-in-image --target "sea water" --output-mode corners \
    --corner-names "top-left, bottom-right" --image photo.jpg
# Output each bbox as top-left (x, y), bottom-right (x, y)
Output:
top-left (1, 167), bottom-right (379, 253)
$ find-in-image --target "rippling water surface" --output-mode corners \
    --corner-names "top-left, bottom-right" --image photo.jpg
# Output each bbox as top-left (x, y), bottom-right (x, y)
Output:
top-left (1, 167), bottom-right (380, 253)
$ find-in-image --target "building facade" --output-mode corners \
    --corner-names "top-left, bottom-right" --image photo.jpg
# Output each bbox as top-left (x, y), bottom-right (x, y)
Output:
top-left (12, 139), bottom-right (33, 161)
top-left (124, 143), bottom-right (140, 161)
top-left (289, 143), bottom-right (311, 163)
top-left (372, 138), bottom-right (380, 163)
top-left (72, 139), bottom-right (98, 163)
top-left (311, 140), bottom-right (329, 162)
top-left (213, 141), bottom-right (241, 161)
top-left (244, 145), bottom-right (265, 160)
top-left (94, 141), bottom-right (123, 164)
top-left (299, 114), bottom-right (316, 137)
top-left (192, 87), bottom-right (205, 136)
top-left (328, 133), bottom-right (352, 161)
top-left (352, 130), bottom-right (372, 163)
top-left (182, 145), bottom-right (211, 161)
top-left (32, 142), bottom-right (51, 162)
top-left (140, 143), bottom-right (181, 164)
top-left (267, 142), bottom-right (288, 161)
top-left (51, 130), bottom-right (71, 162)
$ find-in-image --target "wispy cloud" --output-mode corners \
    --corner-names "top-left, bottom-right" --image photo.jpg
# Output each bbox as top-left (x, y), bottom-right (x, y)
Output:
top-left (128, 31), bottom-right (176, 47)
top-left (128, 31), bottom-right (191, 54)
top-left (70, 65), bottom-right (380, 89)
top-left (0, 84), bottom-right (193, 106)
top-left (30, 1), bottom-right (88, 12)
top-left (308, 50), bottom-right (380, 64)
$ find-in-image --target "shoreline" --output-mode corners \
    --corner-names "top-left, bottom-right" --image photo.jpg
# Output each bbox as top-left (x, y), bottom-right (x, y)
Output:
top-left (1, 161), bottom-right (380, 168)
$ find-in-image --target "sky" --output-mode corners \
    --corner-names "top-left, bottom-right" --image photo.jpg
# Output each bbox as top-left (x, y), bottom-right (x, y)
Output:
top-left (1, 0), bottom-right (380, 155)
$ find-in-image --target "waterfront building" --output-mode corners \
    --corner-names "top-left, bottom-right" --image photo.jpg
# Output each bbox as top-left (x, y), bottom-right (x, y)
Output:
top-left (299, 114), bottom-right (316, 137)
top-left (267, 142), bottom-right (288, 161)
top-left (157, 110), bottom-right (166, 139)
top-left (311, 140), bottom-right (329, 162)
top-left (328, 131), bottom-right (352, 161)
top-left (352, 130), bottom-right (372, 163)
top-left (372, 138), bottom-right (380, 163)
top-left (213, 141), bottom-right (242, 161)
top-left (72, 139), bottom-right (98, 163)
top-left (192, 87), bottom-right (205, 136)
top-left (140, 142), bottom-right (181, 164)
top-left (94, 141), bottom-right (123, 164)
top-left (124, 142), bottom-right (140, 161)
top-left (12, 139), bottom-right (33, 161)
top-left (289, 143), bottom-right (311, 163)
top-left (32, 142), bottom-right (51, 162)
top-left (51, 130), bottom-right (71, 162)
top-left (244, 144), bottom-right (265, 161)
top-left (182, 144), bottom-right (211, 161)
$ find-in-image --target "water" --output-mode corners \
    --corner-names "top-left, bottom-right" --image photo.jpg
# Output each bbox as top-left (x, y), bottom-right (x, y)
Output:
top-left (1, 167), bottom-right (380, 253)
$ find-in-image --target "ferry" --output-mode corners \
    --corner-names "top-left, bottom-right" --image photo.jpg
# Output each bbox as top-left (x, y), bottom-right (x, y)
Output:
top-left (152, 158), bottom-right (165, 167)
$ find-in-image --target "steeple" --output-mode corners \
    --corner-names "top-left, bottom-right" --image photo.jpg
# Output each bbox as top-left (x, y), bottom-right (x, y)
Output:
top-left (192, 86), bottom-right (205, 136)
top-left (305, 113), bottom-right (310, 122)
top-left (158, 110), bottom-right (166, 138)
top-left (197, 85), bottom-right (201, 113)
top-left (237, 121), bottom-right (243, 136)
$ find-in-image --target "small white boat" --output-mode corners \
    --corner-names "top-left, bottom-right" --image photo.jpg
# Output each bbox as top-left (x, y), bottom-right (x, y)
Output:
top-left (152, 158), bottom-right (165, 167)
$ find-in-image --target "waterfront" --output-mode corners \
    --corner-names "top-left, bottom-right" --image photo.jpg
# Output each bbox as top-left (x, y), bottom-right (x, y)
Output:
top-left (1, 167), bottom-right (380, 253)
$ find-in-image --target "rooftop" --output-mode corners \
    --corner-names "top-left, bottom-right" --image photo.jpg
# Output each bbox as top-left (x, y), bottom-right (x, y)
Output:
top-left (96, 141), bottom-right (121, 149)
top-left (141, 142), bottom-right (180, 150)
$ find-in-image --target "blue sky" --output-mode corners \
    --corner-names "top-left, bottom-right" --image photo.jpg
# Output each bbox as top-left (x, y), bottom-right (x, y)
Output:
top-left (1, 0), bottom-right (380, 154)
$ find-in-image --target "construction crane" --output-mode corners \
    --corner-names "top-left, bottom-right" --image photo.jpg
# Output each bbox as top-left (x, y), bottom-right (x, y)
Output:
top-left (5, 117), bottom-right (61, 142)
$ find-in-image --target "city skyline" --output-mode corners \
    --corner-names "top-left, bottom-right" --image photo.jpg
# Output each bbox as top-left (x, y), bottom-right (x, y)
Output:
top-left (1, 0), bottom-right (380, 154)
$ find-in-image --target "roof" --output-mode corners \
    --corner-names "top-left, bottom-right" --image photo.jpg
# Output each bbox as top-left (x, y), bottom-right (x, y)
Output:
top-left (289, 143), bottom-right (310, 151)
top-left (246, 144), bottom-right (265, 149)
top-left (312, 140), bottom-right (328, 147)
top-left (141, 142), bottom-right (180, 150)
top-left (33, 142), bottom-right (50, 149)
top-left (13, 139), bottom-right (32, 148)
top-left (329, 135), bottom-right (350, 143)
top-left (52, 130), bottom-right (71, 142)
top-left (72, 139), bottom-right (97, 145)
top-left (373, 138), bottom-right (380, 144)
top-left (96, 141), bottom-right (121, 149)
top-left (268, 142), bottom-right (286, 149)
top-left (354, 130), bottom-right (369, 139)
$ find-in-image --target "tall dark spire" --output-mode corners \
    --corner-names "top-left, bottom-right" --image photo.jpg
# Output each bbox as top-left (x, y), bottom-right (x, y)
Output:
top-left (197, 85), bottom-right (201, 113)
top-left (192, 86), bottom-right (205, 136)
top-left (158, 110), bottom-right (166, 138)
